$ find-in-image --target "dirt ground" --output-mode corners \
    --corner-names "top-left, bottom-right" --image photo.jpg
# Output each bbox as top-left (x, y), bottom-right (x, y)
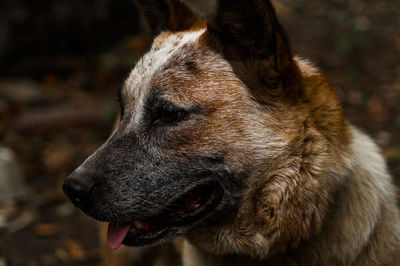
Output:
top-left (1, 0), bottom-right (399, 265)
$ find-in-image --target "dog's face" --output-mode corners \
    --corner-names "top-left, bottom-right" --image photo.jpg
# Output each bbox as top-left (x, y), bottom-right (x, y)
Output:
top-left (64, 0), bottom-right (350, 257)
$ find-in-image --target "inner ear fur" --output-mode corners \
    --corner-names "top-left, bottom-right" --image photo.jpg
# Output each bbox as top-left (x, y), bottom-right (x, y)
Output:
top-left (136, 0), bottom-right (202, 36)
top-left (206, 0), bottom-right (301, 101)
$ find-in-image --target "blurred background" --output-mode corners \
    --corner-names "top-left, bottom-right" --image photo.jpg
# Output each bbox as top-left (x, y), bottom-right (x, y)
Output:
top-left (0, 0), bottom-right (399, 265)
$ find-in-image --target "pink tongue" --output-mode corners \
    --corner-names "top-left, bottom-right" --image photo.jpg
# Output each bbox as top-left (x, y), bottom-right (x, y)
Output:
top-left (107, 223), bottom-right (132, 250)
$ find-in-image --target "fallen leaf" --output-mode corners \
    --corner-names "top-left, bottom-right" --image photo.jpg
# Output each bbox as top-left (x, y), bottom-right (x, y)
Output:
top-left (66, 239), bottom-right (87, 261)
top-left (35, 223), bottom-right (61, 236)
top-left (0, 201), bottom-right (17, 228)
top-left (55, 248), bottom-right (68, 262)
top-left (55, 202), bottom-right (75, 219)
top-left (7, 210), bottom-right (37, 234)
top-left (383, 147), bottom-right (400, 162)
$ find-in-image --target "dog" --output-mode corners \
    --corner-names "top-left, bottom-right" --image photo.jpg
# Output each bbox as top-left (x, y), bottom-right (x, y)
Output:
top-left (63, 0), bottom-right (400, 265)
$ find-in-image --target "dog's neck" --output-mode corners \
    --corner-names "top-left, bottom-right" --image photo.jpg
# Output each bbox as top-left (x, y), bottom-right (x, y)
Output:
top-left (184, 126), bottom-right (400, 265)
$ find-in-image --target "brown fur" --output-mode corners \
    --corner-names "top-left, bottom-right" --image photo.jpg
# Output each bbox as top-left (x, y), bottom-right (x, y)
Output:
top-left (83, 0), bottom-right (400, 265)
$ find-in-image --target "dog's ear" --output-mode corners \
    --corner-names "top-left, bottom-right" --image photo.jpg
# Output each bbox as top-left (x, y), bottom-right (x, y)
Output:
top-left (207, 0), bottom-right (301, 100)
top-left (136, 0), bottom-right (201, 36)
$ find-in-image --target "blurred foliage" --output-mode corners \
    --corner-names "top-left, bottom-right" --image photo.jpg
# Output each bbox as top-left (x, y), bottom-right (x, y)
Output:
top-left (0, 0), bottom-right (141, 75)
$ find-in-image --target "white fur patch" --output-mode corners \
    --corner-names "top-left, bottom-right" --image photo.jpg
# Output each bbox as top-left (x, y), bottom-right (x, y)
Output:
top-left (123, 29), bottom-right (206, 129)
top-left (323, 126), bottom-right (396, 262)
top-left (350, 126), bottom-right (392, 197)
top-left (294, 56), bottom-right (320, 76)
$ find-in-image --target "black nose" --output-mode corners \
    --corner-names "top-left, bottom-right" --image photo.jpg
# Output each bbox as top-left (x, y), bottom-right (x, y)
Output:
top-left (63, 176), bottom-right (95, 210)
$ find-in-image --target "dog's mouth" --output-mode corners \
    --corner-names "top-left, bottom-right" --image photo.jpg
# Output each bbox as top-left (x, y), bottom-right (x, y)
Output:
top-left (106, 182), bottom-right (223, 250)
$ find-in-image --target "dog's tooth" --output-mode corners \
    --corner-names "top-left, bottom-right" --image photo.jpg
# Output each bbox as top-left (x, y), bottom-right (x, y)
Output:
top-left (134, 220), bottom-right (144, 229)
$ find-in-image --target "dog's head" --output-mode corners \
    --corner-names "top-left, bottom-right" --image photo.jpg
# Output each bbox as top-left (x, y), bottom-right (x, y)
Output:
top-left (63, 0), bottom-right (350, 257)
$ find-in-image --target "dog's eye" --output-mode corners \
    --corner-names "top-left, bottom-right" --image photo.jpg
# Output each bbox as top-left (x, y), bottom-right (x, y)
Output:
top-left (159, 106), bottom-right (185, 124)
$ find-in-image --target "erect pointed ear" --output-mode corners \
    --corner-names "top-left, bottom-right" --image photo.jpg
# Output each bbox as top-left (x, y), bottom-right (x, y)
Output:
top-left (136, 0), bottom-right (202, 36)
top-left (207, 0), bottom-right (301, 100)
